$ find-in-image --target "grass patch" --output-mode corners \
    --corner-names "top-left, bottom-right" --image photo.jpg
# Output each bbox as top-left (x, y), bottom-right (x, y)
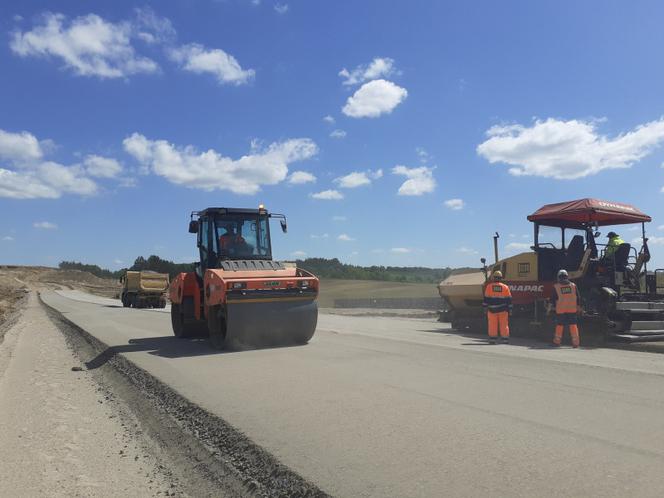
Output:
top-left (317, 279), bottom-right (439, 308)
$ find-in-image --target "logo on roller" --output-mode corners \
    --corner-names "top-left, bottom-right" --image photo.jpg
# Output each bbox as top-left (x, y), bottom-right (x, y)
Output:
top-left (509, 284), bottom-right (544, 292)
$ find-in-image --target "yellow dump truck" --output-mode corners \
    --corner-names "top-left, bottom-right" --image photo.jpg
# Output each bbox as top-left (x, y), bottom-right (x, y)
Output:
top-left (120, 271), bottom-right (169, 308)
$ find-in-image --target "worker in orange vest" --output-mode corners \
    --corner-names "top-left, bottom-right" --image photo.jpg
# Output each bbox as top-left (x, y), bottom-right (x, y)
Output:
top-left (482, 270), bottom-right (512, 344)
top-left (218, 225), bottom-right (246, 256)
top-left (551, 269), bottom-right (581, 348)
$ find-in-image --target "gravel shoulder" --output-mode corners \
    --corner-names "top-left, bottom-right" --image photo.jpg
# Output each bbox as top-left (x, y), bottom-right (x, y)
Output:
top-left (0, 292), bottom-right (180, 497)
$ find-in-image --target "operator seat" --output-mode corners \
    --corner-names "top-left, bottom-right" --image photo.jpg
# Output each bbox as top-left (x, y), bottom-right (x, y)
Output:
top-left (613, 243), bottom-right (631, 271)
top-left (563, 235), bottom-right (585, 271)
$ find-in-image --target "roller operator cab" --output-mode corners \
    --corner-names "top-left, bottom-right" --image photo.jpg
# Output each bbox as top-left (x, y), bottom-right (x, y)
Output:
top-left (439, 199), bottom-right (664, 343)
top-left (170, 206), bottom-right (319, 349)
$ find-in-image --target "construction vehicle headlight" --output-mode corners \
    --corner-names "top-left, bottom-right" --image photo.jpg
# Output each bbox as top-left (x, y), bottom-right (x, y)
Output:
top-left (229, 282), bottom-right (246, 290)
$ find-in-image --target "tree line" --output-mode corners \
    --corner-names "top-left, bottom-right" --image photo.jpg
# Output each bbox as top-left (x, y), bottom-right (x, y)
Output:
top-left (59, 256), bottom-right (476, 284)
top-left (295, 258), bottom-right (476, 283)
top-left (59, 256), bottom-right (194, 280)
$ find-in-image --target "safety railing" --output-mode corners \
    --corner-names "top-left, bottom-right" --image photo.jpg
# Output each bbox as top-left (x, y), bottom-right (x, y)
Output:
top-left (655, 269), bottom-right (664, 294)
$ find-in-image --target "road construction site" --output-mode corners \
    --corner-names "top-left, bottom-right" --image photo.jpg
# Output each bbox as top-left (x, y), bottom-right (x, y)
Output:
top-left (3, 266), bottom-right (664, 496)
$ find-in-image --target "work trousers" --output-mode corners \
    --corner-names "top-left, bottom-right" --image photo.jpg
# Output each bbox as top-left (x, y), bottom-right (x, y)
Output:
top-left (487, 310), bottom-right (509, 338)
top-left (553, 313), bottom-right (580, 347)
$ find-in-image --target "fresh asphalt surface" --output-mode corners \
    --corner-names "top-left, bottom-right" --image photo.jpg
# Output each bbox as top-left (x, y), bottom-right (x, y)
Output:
top-left (42, 290), bottom-right (664, 497)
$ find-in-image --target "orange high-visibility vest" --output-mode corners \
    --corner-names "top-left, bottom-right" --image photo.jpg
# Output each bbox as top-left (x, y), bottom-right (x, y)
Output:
top-left (483, 282), bottom-right (512, 313)
top-left (554, 282), bottom-right (578, 314)
top-left (219, 235), bottom-right (245, 250)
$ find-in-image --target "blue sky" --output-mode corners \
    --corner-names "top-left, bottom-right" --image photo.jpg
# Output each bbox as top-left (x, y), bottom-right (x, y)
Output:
top-left (2, 0), bottom-right (664, 270)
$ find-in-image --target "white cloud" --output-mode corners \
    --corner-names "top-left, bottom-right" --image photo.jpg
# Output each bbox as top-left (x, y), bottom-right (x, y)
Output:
top-left (477, 117), bottom-right (664, 180)
top-left (11, 12), bottom-right (159, 78)
top-left (2, 236), bottom-right (15, 242)
top-left (632, 236), bottom-right (664, 246)
top-left (34, 221), bottom-right (58, 230)
top-left (658, 225), bottom-right (664, 231)
top-left (332, 215), bottom-right (346, 221)
top-left (330, 129), bottom-right (347, 139)
top-left (338, 234), bottom-right (355, 241)
top-left (38, 162), bottom-right (98, 196)
top-left (339, 57), bottom-right (397, 86)
top-left (335, 169), bottom-right (382, 189)
top-left (342, 79), bottom-right (408, 118)
top-left (0, 129), bottom-right (102, 199)
top-left (169, 43), bottom-right (255, 85)
top-left (288, 170), bottom-right (316, 184)
top-left (444, 198), bottom-right (465, 210)
top-left (84, 155), bottom-right (122, 178)
top-left (310, 233), bottom-right (329, 239)
top-left (0, 169), bottom-right (58, 199)
top-left (392, 165), bottom-right (436, 196)
top-left (0, 162), bottom-right (97, 199)
top-left (118, 176), bottom-right (138, 188)
top-left (133, 7), bottom-right (176, 45)
top-left (123, 133), bottom-right (317, 195)
top-left (274, 3), bottom-right (289, 14)
top-left (113, 258), bottom-right (124, 265)
top-left (391, 247), bottom-right (410, 253)
top-left (0, 129), bottom-right (43, 162)
top-left (505, 242), bottom-right (532, 253)
top-left (310, 189), bottom-right (344, 200)
top-left (456, 247), bottom-right (478, 254)
top-left (416, 147), bottom-right (431, 164)
top-left (323, 115), bottom-right (335, 125)
top-left (291, 250), bottom-right (306, 258)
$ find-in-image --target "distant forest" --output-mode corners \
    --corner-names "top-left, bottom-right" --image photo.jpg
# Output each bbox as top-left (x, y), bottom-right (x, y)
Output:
top-left (59, 256), bottom-right (194, 280)
top-left (59, 256), bottom-right (476, 284)
top-left (295, 258), bottom-right (476, 283)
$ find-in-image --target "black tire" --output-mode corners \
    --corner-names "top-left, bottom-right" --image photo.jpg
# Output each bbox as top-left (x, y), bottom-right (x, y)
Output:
top-left (207, 305), bottom-right (228, 350)
top-left (171, 303), bottom-right (203, 338)
top-left (171, 303), bottom-right (189, 338)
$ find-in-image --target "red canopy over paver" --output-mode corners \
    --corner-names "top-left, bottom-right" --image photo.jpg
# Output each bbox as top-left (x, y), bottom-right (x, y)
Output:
top-left (527, 199), bottom-right (651, 227)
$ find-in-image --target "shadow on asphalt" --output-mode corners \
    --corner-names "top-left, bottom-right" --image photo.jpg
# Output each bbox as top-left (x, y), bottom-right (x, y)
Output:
top-left (85, 335), bottom-right (307, 369)
top-left (85, 335), bottom-right (221, 369)
top-left (418, 326), bottom-right (588, 350)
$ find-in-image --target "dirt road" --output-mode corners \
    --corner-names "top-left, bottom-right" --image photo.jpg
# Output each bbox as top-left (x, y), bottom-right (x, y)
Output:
top-left (42, 289), bottom-right (664, 497)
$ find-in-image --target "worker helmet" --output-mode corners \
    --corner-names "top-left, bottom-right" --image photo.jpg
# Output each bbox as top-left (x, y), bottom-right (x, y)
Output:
top-left (557, 269), bottom-right (569, 281)
top-left (607, 231), bottom-right (618, 238)
top-left (492, 270), bottom-right (503, 281)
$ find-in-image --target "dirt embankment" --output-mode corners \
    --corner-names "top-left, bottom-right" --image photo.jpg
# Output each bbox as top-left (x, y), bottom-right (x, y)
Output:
top-left (0, 276), bottom-right (29, 344)
top-left (1, 266), bottom-right (119, 341)
top-left (0, 265), bottom-right (120, 296)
